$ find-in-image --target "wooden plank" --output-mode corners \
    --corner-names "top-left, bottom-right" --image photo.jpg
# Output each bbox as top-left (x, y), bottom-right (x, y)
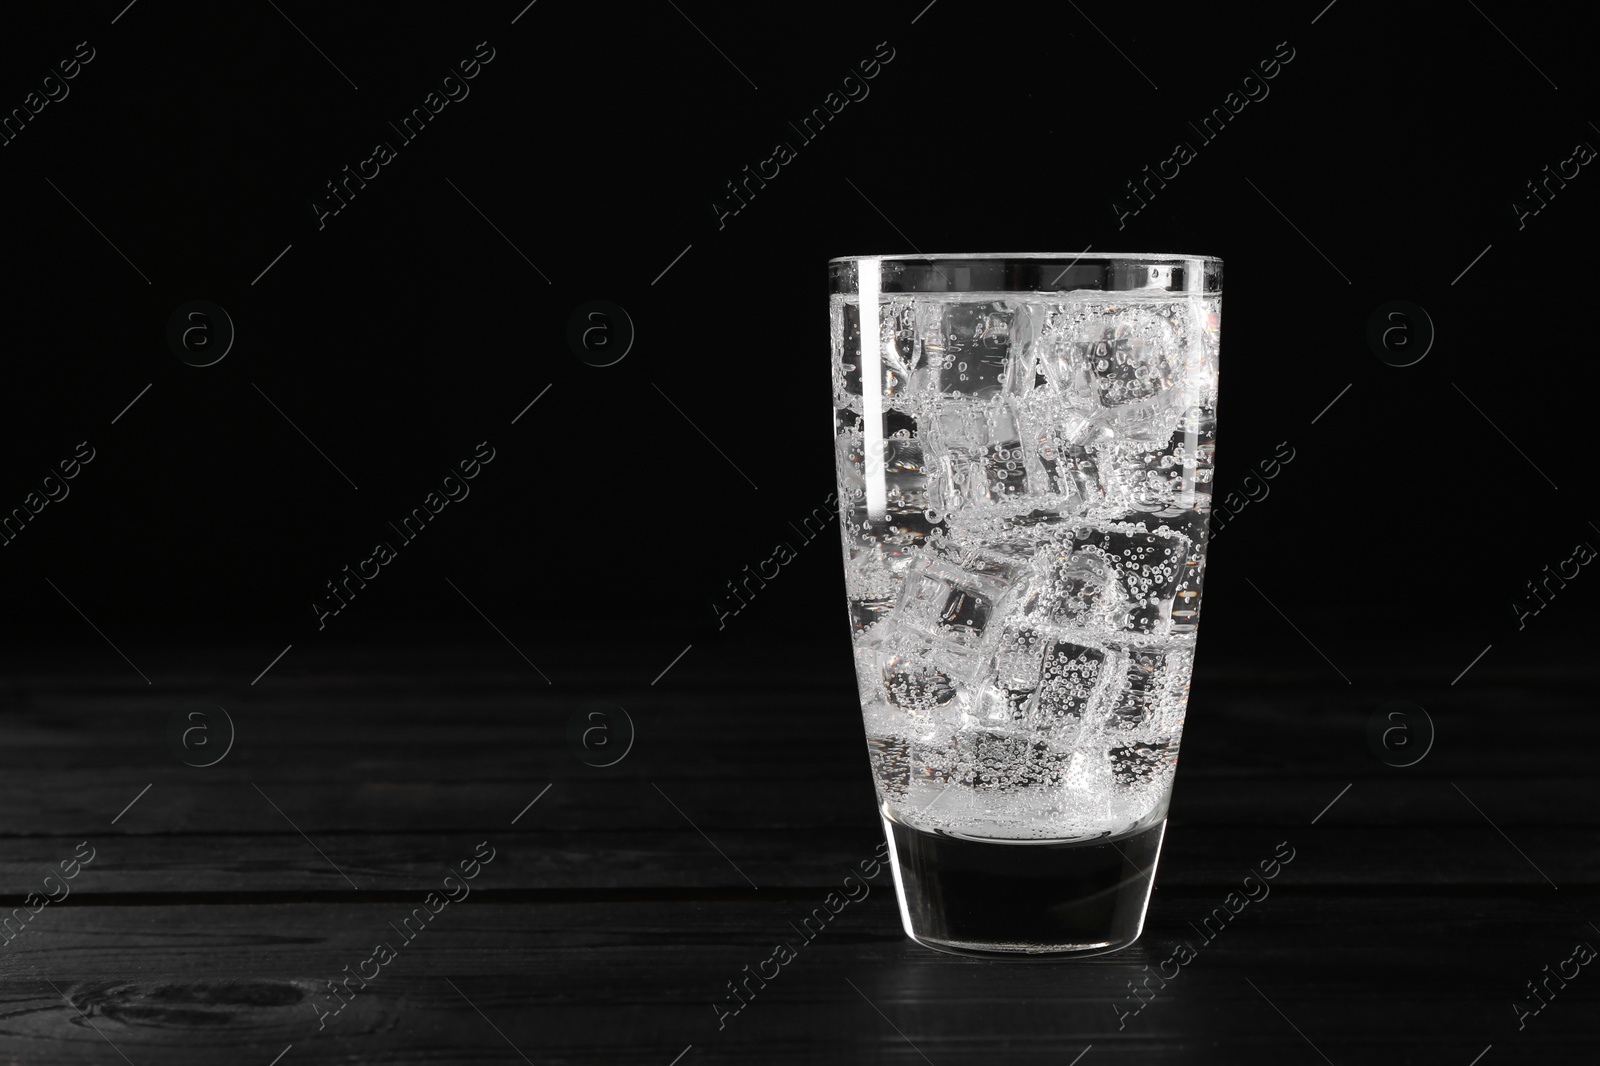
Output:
top-left (0, 825), bottom-right (1596, 895)
top-left (0, 896), bottom-right (1592, 1064)
top-left (3, 636), bottom-right (1596, 1061)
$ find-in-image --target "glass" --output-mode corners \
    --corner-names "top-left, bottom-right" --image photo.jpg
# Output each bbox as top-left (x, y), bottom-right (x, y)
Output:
top-left (828, 252), bottom-right (1222, 958)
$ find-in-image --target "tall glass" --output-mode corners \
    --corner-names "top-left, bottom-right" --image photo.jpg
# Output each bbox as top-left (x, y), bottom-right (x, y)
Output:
top-left (829, 253), bottom-right (1221, 958)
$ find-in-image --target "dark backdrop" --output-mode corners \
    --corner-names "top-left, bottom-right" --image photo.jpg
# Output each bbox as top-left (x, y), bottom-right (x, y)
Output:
top-left (2, 0), bottom-right (1590, 673)
top-left (0, 3), bottom-right (1595, 1062)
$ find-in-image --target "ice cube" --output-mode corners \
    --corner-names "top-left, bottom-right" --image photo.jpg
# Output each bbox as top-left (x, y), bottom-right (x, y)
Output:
top-left (926, 536), bottom-right (1035, 587)
top-left (942, 443), bottom-right (1033, 511)
top-left (1063, 746), bottom-right (1115, 796)
top-left (956, 614), bottom-right (1046, 728)
top-left (897, 567), bottom-right (992, 647)
top-left (985, 623), bottom-right (1043, 682)
top-left (842, 540), bottom-right (900, 605)
top-left (1005, 302), bottom-right (1051, 396)
top-left (1014, 549), bottom-right (1135, 633)
top-left (1008, 390), bottom-right (1107, 516)
top-left (1108, 740), bottom-right (1177, 791)
top-left (884, 407), bottom-right (920, 438)
top-left (835, 297), bottom-right (918, 400)
top-left (841, 499), bottom-right (944, 574)
top-left (962, 679), bottom-right (1035, 728)
top-left (854, 618), bottom-right (980, 715)
top-left (847, 595), bottom-right (895, 639)
top-left (1168, 535), bottom-right (1208, 636)
top-left (1077, 305), bottom-right (1180, 406)
top-left (1106, 646), bottom-right (1171, 729)
top-left (1184, 405), bottom-right (1217, 485)
top-left (881, 544), bottom-right (1038, 727)
top-left (836, 431), bottom-right (929, 507)
top-left (884, 295), bottom-right (920, 368)
top-left (1053, 524), bottom-right (1192, 636)
top-left (983, 612), bottom-right (1048, 677)
top-left (862, 702), bottom-right (914, 801)
top-left (1118, 642), bottom-right (1195, 734)
top-left (970, 403), bottom-right (1033, 501)
top-left (922, 396), bottom-right (1093, 522)
top-left (1053, 552), bottom-right (1134, 629)
top-left (1086, 639), bottom-right (1192, 793)
top-left (892, 551), bottom-right (1020, 648)
top-left (1188, 295), bottom-right (1221, 372)
top-left (1100, 437), bottom-right (1184, 514)
top-left (927, 400), bottom-right (991, 452)
top-left (1037, 439), bottom-right (1106, 515)
top-left (1031, 308), bottom-right (1099, 409)
top-left (954, 555), bottom-right (1127, 736)
top-left (919, 727), bottom-right (1069, 791)
top-left (1037, 301), bottom-right (1189, 442)
top-left (1170, 587), bottom-right (1202, 635)
top-left (921, 300), bottom-right (1017, 398)
top-left (928, 421), bottom-right (1034, 517)
top-left (1098, 403), bottom-right (1218, 517)
top-left (867, 733), bottom-right (911, 801)
top-left (1031, 638), bottom-right (1116, 741)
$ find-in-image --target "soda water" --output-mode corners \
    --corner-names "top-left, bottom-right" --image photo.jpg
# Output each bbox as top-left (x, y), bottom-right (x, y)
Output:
top-left (832, 272), bottom-right (1220, 952)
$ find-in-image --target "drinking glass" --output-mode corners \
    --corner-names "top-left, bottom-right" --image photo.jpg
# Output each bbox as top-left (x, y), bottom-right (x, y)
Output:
top-left (829, 253), bottom-right (1222, 957)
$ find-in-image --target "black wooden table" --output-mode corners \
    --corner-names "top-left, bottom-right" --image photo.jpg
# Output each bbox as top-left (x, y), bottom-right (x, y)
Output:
top-left (3, 622), bottom-right (1593, 1064)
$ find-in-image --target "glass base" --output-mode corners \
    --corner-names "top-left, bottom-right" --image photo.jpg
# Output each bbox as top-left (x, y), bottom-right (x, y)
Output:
top-left (881, 811), bottom-right (1166, 960)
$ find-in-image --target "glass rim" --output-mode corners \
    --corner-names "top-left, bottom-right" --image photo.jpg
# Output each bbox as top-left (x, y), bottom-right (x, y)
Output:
top-left (828, 252), bottom-right (1221, 294)
top-left (827, 251), bottom-right (1222, 264)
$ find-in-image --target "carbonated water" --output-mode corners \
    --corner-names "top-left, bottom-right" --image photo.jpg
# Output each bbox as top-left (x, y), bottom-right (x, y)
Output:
top-left (833, 288), bottom-right (1219, 851)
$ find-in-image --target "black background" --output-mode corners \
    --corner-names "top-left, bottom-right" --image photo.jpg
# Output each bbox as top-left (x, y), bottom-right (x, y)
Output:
top-left (2, 0), bottom-right (1593, 660)
top-left (1, 1), bottom-right (1596, 1063)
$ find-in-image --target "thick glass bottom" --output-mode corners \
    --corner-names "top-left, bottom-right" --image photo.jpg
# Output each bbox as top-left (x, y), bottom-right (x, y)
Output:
top-left (882, 811), bottom-right (1166, 959)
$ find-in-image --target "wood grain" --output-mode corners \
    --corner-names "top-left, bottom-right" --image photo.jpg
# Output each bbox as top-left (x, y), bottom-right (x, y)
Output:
top-left (1, 640), bottom-right (1595, 1063)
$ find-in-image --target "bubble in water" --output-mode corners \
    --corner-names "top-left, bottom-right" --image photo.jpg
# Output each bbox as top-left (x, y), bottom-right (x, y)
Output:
top-left (832, 288), bottom-right (1217, 840)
